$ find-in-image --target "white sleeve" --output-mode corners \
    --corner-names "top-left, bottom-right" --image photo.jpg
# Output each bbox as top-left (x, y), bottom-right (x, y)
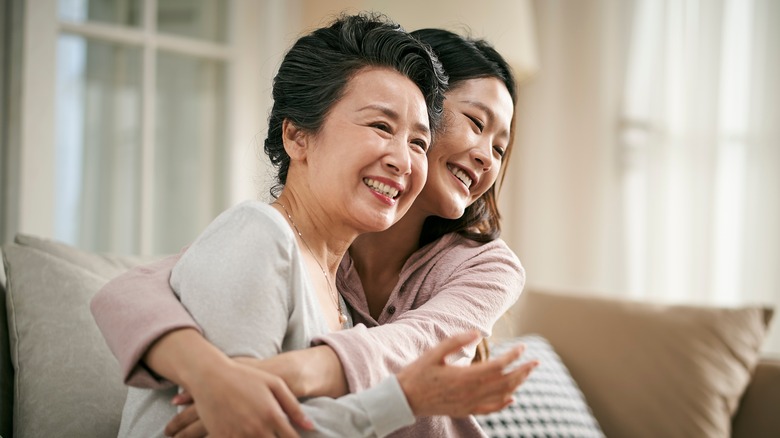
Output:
top-left (170, 201), bottom-right (415, 437)
top-left (301, 376), bottom-right (414, 437)
top-left (171, 201), bottom-right (295, 358)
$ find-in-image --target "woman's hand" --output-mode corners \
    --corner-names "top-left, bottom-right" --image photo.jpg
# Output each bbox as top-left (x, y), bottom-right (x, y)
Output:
top-left (166, 348), bottom-right (346, 438)
top-left (396, 331), bottom-right (539, 418)
top-left (168, 358), bottom-right (313, 438)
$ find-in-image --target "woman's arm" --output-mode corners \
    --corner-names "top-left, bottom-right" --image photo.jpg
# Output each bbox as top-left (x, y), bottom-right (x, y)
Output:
top-left (91, 239), bottom-right (523, 398)
top-left (90, 251), bottom-right (197, 388)
top-left (207, 239), bottom-right (525, 399)
top-left (165, 332), bottom-right (538, 437)
top-left (167, 202), bottom-right (421, 438)
top-left (90, 240), bottom-right (350, 397)
top-left (314, 239), bottom-right (525, 393)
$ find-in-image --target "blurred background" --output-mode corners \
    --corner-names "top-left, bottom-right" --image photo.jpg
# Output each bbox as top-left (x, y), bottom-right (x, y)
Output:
top-left (1, 0), bottom-right (778, 353)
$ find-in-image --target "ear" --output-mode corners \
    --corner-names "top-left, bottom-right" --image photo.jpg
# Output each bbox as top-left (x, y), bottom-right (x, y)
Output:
top-left (282, 119), bottom-right (309, 161)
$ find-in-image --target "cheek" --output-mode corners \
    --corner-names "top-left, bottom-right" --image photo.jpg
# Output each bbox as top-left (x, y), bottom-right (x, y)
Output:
top-left (411, 156), bottom-right (428, 195)
top-left (473, 168), bottom-right (501, 199)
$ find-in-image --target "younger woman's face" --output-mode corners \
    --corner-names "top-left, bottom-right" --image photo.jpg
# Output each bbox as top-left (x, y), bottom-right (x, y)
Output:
top-left (415, 77), bottom-right (514, 219)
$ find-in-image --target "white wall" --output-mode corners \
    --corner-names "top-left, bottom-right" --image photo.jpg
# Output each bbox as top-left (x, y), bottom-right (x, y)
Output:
top-left (500, 0), bottom-right (633, 296)
top-left (297, 0), bottom-right (538, 79)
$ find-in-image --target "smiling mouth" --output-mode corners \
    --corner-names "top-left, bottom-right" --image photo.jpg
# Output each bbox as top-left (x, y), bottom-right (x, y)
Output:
top-left (447, 164), bottom-right (473, 189)
top-left (363, 178), bottom-right (400, 199)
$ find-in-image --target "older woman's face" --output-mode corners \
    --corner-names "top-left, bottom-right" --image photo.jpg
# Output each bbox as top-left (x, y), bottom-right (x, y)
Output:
top-left (416, 77), bottom-right (514, 219)
top-left (303, 67), bottom-right (431, 233)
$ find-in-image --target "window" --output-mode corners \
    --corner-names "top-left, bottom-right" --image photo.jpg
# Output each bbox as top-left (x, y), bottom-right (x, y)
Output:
top-left (18, 0), bottom-right (273, 254)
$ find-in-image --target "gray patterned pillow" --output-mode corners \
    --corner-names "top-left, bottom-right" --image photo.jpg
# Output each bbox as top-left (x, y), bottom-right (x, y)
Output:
top-left (476, 335), bottom-right (604, 438)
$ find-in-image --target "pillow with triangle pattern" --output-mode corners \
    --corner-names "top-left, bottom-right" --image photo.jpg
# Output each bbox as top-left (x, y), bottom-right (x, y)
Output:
top-left (475, 335), bottom-right (604, 438)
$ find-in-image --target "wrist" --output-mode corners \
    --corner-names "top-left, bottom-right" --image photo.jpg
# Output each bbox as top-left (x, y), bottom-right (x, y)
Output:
top-left (270, 346), bottom-right (348, 398)
top-left (144, 328), bottom-right (231, 391)
top-left (177, 348), bottom-right (233, 394)
top-left (396, 368), bottom-right (422, 416)
top-left (302, 345), bottom-right (349, 397)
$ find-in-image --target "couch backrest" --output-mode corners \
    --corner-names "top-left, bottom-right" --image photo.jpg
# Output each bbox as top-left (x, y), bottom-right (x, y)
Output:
top-left (1, 235), bottom-right (158, 437)
top-left (512, 289), bottom-right (774, 438)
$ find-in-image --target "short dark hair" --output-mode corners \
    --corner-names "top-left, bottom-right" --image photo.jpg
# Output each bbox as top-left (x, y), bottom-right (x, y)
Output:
top-left (412, 29), bottom-right (518, 247)
top-left (264, 13), bottom-right (448, 198)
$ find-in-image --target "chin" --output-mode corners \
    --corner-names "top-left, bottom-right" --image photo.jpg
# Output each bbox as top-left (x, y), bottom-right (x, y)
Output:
top-left (437, 204), bottom-right (467, 220)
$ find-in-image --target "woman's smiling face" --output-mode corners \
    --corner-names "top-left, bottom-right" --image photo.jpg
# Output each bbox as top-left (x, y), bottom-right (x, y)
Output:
top-left (301, 67), bottom-right (431, 233)
top-left (415, 77), bottom-right (514, 219)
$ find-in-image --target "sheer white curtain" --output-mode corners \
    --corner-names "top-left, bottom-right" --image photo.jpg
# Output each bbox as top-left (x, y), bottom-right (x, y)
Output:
top-left (620, 0), bottom-right (779, 351)
top-left (502, 0), bottom-right (779, 353)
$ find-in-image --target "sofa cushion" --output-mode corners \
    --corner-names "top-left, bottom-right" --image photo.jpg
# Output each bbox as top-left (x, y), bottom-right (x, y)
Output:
top-left (476, 335), bottom-right (604, 437)
top-left (1, 234), bottom-right (154, 437)
top-left (513, 289), bottom-right (773, 438)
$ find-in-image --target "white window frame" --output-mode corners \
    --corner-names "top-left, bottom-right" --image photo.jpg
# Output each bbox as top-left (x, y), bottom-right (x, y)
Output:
top-left (18, 0), bottom-right (286, 254)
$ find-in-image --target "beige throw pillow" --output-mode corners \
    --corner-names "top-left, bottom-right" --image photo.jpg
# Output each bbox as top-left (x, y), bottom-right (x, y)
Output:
top-left (513, 289), bottom-right (773, 438)
top-left (2, 235), bottom-right (156, 437)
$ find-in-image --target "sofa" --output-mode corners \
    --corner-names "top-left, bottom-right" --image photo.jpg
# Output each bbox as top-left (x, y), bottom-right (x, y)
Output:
top-left (1, 233), bottom-right (778, 437)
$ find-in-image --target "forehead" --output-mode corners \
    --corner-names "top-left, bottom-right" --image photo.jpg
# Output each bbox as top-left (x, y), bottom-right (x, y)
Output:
top-left (341, 68), bottom-right (426, 111)
top-left (332, 67), bottom-right (431, 133)
top-left (448, 77), bottom-right (514, 130)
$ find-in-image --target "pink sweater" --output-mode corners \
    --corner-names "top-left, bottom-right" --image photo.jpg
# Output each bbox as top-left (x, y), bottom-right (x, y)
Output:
top-left (91, 232), bottom-right (524, 437)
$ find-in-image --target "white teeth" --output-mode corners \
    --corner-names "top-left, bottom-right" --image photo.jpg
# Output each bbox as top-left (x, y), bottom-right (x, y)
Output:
top-left (447, 165), bottom-right (473, 188)
top-left (363, 178), bottom-right (400, 198)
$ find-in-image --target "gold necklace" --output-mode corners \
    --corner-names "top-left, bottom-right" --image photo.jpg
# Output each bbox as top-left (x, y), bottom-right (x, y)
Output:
top-left (274, 201), bottom-right (347, 326)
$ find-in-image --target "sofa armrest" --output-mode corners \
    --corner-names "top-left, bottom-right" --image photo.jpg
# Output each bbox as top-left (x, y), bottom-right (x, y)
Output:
top-left (732, 357), bottom-right (780, 438)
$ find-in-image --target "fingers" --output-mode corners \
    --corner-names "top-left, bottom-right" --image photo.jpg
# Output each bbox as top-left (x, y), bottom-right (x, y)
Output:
top-left (165, 404), bottom-right (199, 437)
top-left (268, 379), bottom-right (314, 431)
top-left (421, 331), bottom-right (481, 366)
top-left (488, 344), bottom-right (526, 371)
top-left (471, 397), bottom-right (515, 415)
top-left (267, 408), bottom-right (301, 438)
top-left (171, 391), bottom-right (194, 406)
top-left (460, 344), bottom-right (524, 380)
top-left (468, 359), bottom-right (539, 412)
top-left (171, 418), bottom-right (208, 438)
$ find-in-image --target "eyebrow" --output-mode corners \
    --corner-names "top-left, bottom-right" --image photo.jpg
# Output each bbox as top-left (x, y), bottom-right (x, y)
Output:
top-left (358, 104), bottom-right (431, 137)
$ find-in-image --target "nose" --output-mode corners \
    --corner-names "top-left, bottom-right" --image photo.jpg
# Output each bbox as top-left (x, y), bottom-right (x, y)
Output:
top-left (470, 140), bottom-right (493, 171)
top-left (384, 139), bottom-right (413, 175)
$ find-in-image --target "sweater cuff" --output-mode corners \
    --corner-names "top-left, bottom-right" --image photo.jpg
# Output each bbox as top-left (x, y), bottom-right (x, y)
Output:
top-left (356, 375), bottom-right (415, 437)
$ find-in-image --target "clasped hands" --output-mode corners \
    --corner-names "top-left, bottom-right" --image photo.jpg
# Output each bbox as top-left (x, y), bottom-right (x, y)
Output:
top-left (165, 332), bottom-right (538, 438)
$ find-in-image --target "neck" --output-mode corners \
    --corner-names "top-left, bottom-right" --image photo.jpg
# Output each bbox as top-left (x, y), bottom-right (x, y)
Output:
top-left (349, 206), bottom-right (429, 282)
top-left (273, 190), bottom-right (353, 277)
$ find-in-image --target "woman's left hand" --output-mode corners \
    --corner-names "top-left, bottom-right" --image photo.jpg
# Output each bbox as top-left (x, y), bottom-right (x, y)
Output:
top-left (165, 403), bottom-right (204, 438)
top-left (396, 331), bottom-right (539, 417)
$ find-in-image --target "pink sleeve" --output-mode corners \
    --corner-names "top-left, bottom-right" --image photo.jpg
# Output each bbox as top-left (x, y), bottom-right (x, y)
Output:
top-left (90, 252), bottom-right (201, 388)
top-left (315, 244), bottom-right (524, 392)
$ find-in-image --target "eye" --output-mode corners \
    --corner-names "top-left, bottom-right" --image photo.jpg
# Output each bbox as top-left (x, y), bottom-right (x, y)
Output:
top-left (493, 145), bottom-right (506, 158)
top-left (372, 122), bottom-right (392, 133)
top-left (466, 115), bottom-right (484, 133)
top-left (410, 139), bottom-right (429, 153)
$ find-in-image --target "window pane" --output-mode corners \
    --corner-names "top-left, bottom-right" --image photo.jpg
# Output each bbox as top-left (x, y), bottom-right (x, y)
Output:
top-left (59, 0), bottom-right (143, 27)
top-left (56, 35), bottom-right (142, 253)
top-left (154, 51), bottom-right (227, 254)
top-left (157, 0), bottom-right (229, 43)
